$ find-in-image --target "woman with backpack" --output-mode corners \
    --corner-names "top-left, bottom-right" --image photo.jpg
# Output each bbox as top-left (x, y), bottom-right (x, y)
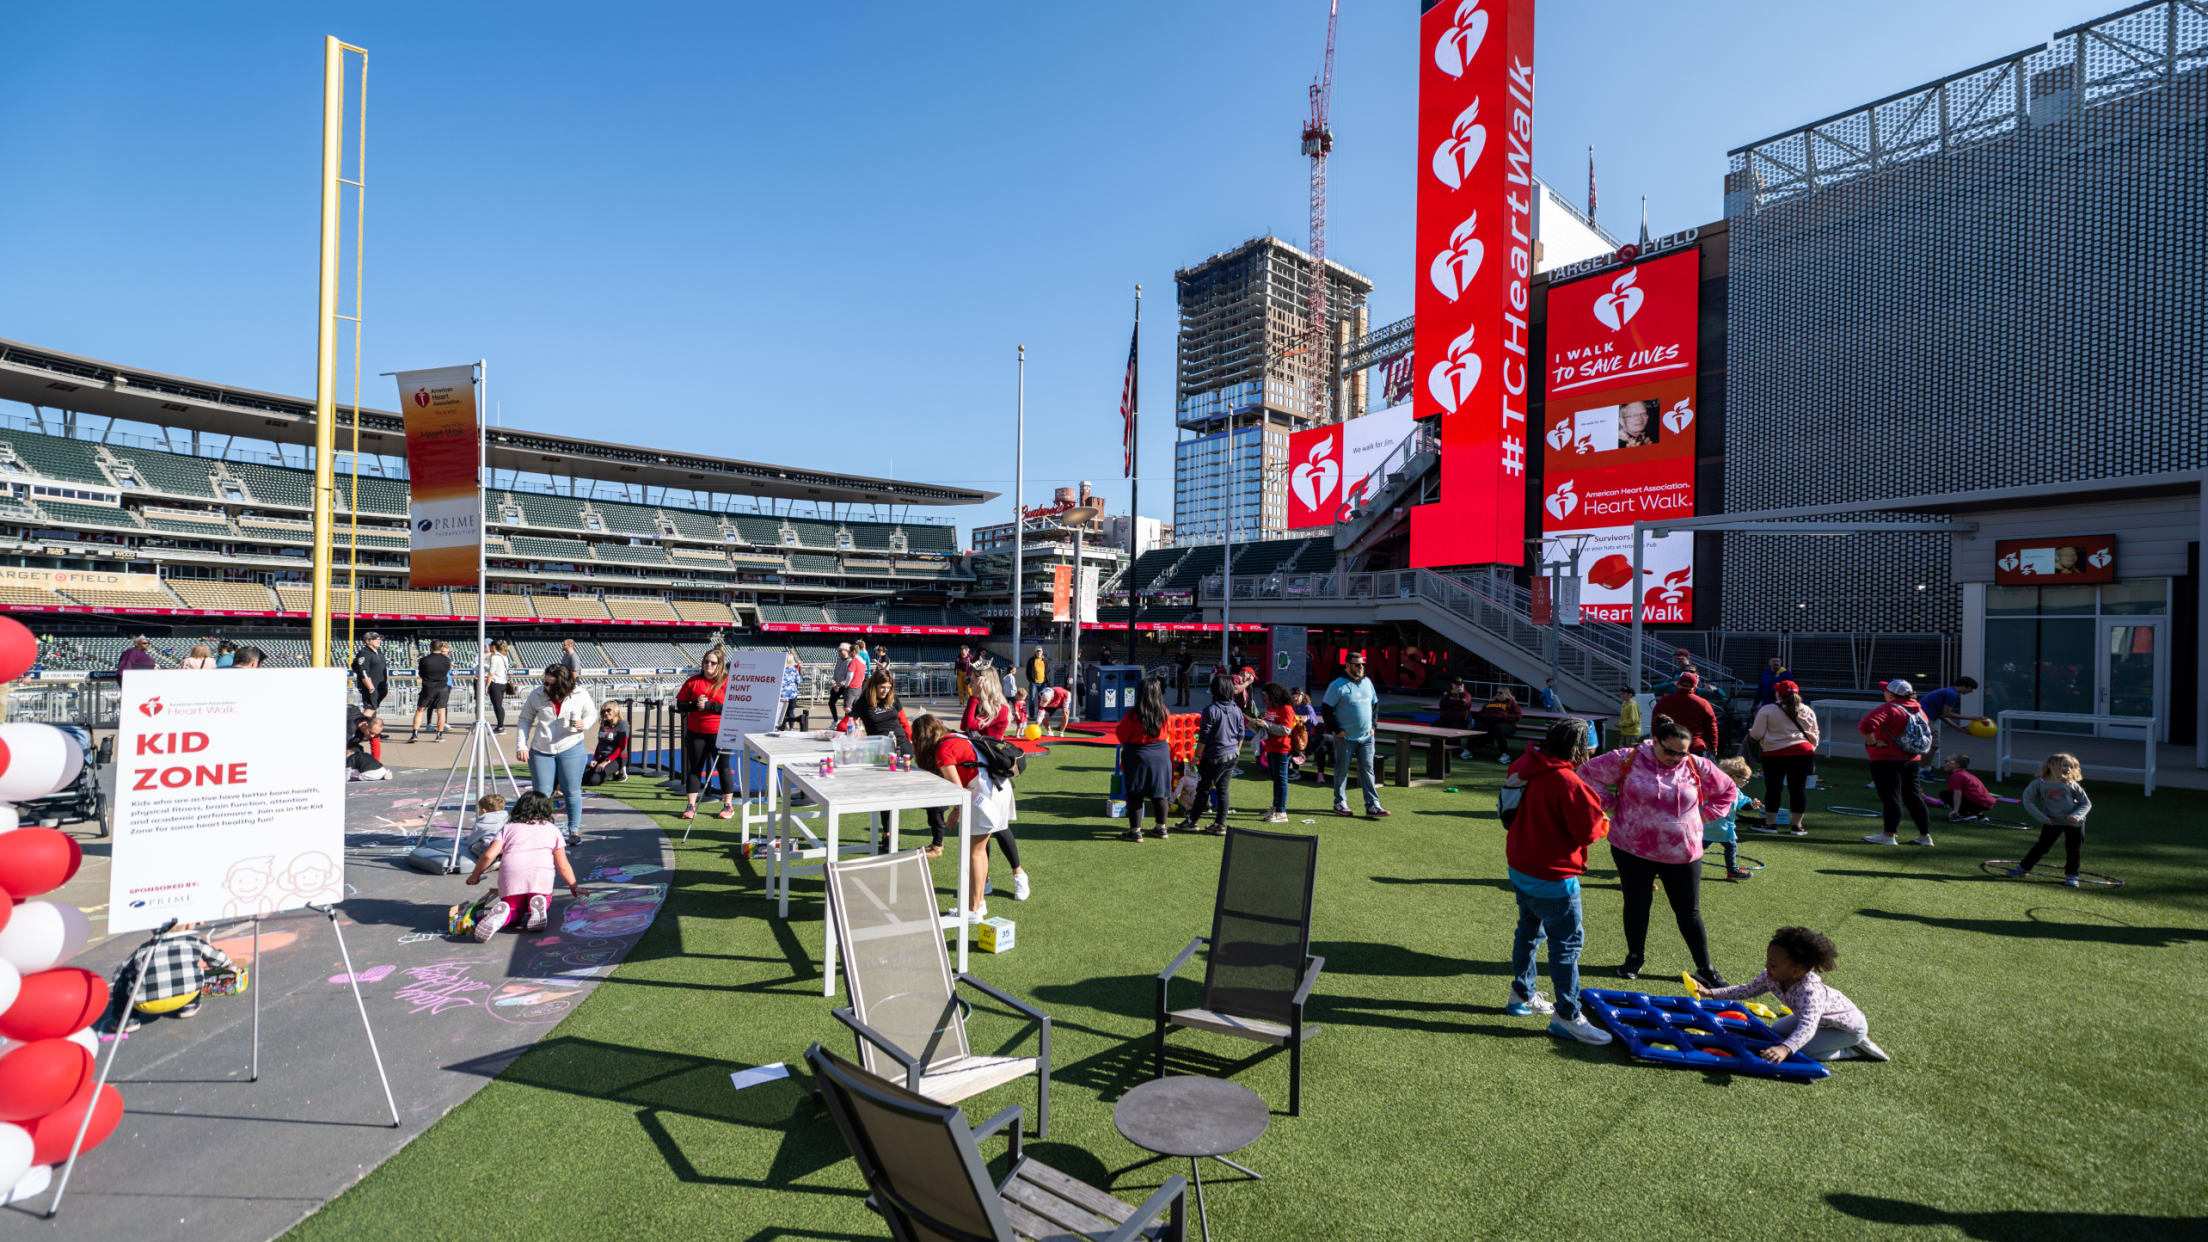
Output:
top-left (914, 713), bottom-right (1029, 920)
top-left (1858, 678), bottom-right (1936, 847)
top-left (1745, 679), bottom-right (1820, 836)
top-left (1577, 716), bottom-right (1742, 989)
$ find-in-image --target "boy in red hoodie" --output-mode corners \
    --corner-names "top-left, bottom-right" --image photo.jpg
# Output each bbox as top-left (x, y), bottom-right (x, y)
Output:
top-left (1503, 718), bottom-right (1615, 1045)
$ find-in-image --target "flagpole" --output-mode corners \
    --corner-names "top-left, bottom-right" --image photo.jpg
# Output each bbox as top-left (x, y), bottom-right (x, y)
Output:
top-left (1011, 347), bottom-right (1024, 681)
top-left (1125, 284), bottom-right (1141, 669)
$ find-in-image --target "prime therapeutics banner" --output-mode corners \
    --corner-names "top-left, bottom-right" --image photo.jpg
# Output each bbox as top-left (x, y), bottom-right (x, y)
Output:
top-left (1286, 405), bottom-right (1419, 529)
top-left (1539, 247), bottom-right (1702, 622)
top-left (109, 668), bottom-right (346, 932)
top-left (1409, 0), bottom-right (1536, 568)
top-left (392, 365), bottom-right (481, 589)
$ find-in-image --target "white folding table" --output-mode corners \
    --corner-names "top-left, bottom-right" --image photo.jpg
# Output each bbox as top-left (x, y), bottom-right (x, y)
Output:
top-left (711, 729), bottom-right (836, 854)
top-left (773, 763), bottom-right (972, 997)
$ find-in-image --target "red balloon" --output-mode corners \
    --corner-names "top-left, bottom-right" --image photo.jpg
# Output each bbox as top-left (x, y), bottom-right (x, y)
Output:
top-left (0, 1038), bottom-right (93, 1121)
top-left (0, 618), bottom-right (34, 685)
top-left (26, 1082), bottom-right (123, 1166)
top-left (0, 829), bottom-right (82, 899)
top-left (0, 969), bottom-right (107, 1042)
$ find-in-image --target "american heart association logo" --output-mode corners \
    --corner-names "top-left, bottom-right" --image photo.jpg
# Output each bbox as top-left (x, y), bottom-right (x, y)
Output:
top-left (1997, 552), bottom-right (2021, 572)
top-left (139, 697), bottom-right (165, 717)
top-left (1430, 98), bottom-right (1486, 190)
top-left (2088, 548), bottom-right (2112, 568)
top-left (1426, 325), bottom-right (1482, 412)
top-left (412, 387), bottom-right (431, 408)
top-left (1428, 212), bottom-right (1483, 302)
top-left (1544, 418), bottom-right (1574, 452)
top-left (1289, 435), bottom-right (1340, 513)
top-left (1591, 266), bottom-right (1644, 331)
top-left (1661, 398), bottom-right (1695, 435)
top-left (1544, 480), bottom-right (1578, 521)
top-left (1431, 0), bottom-right (1489, 79)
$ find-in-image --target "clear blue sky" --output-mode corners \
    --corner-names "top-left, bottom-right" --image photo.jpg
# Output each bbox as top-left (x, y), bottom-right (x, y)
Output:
top-left (0, 0), bottom-right (2113, 541)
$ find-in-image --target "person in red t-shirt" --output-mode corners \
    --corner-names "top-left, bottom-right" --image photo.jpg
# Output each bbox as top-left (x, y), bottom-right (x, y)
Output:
top-left (1501, 718), bottom-right (1613, 1045)
top-left (1257, 682), bottom-right (1298, 822)
top-left (961, 664), bottom-right (1013, 739)
top-left (676, 645), bottom-right (735, 822)
top-left (1033, 683), bottom-right (1073, 735)
top-left (915, 713), bottom-right (1027, 919)
top-left (1857, 678), bottom-right (1934, 846)
top-left (1115, 677), bottom-right (1173, 842)
top-left (1653, 673), bottom-right (1719, 755)
top-left (1937, 754), bottom-right (1998, 822)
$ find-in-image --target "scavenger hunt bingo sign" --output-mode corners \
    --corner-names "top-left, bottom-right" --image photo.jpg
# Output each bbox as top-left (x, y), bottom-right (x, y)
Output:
top-left (109, 668), bottom-right (347, 932)
top-left (1410, 0), bottom-right (1536, 568)
top-left (714, 648), bottom-right (789, 752)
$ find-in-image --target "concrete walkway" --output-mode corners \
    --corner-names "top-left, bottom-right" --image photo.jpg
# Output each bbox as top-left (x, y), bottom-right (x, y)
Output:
top-left (3, 768), bottom-right (672, 1241)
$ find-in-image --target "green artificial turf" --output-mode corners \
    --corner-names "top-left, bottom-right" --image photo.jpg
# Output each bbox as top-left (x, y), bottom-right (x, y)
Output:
top-left (288, 740), bottom-right (2208, 1241)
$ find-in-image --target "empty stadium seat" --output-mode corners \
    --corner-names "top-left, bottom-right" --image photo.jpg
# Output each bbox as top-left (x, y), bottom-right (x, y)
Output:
top-left (672, 599), bottom-right (736, 624)
top-left (530, 594), bottom-right (613, 621)
top-left (167, 580), bottom-right (281, 612)
top-left (606, 596), bottom-right (679, 622)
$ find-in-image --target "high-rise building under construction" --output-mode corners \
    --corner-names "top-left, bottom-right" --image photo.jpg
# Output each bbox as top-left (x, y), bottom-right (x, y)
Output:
top-left (1172, 235), bottom-right (1372, 545)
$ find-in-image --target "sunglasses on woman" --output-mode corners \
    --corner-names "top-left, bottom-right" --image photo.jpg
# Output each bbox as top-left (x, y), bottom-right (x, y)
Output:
top-left (1659, 743), bottom-right (1691, 760)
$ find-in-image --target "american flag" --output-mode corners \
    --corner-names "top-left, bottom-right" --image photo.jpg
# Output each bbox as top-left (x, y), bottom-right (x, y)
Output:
top-left (1118, 322), bottom-right (1138, 478)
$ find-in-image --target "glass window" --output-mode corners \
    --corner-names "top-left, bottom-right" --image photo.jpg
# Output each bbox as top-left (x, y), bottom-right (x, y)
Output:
top-left (2038, 585), bottom-right (2096, 615)
top-left (2100, 579), bottom-right (2168, 615)
top-left (1986, 585), bottom-right (2038, 616)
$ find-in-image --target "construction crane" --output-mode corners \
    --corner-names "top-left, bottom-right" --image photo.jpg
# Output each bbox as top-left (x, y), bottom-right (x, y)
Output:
top-left (1301, 0), bottom-right (1339, 424)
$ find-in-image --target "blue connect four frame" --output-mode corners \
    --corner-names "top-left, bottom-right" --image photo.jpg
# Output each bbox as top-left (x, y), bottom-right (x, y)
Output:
top-left (1580, 989), bottom-right (1831, 1082)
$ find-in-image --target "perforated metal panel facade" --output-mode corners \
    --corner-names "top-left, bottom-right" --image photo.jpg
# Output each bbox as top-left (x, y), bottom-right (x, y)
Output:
top-left (1720, 1), bottom-right (2208, 633)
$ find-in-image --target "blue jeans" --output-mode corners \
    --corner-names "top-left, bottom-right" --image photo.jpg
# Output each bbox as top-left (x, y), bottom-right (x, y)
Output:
top-left (1332, 736), bottom-right (1382, 812)
top-left (1269, 752), bottom-right (1291, 814)
top-left (530, 744), bottom-right (587, 834)
top-left (1509, 883), bottom-right (1585, 1020)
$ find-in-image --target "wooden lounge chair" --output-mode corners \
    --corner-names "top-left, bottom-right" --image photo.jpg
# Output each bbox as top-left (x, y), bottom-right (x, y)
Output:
top-left (826, 850), bottom-right (1052, 1135)
top-left (807, 1043), bottom-right (1188, 1242)
top-left (1156, 826), bottom-right (1324, 1115)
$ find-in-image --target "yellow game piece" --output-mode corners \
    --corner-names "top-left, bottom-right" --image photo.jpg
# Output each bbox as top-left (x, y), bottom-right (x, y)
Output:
top-left (1681, 970), bottom-right (1699, 995)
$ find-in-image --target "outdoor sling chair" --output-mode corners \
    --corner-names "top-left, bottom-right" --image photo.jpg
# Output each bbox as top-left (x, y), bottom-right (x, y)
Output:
top-left (806, 1043), bottom-right (1188, 1242)
top-left (825, 849), bottom-right (1053, 1136)
top-left (1155, 826), bottom-right (1324, 1116)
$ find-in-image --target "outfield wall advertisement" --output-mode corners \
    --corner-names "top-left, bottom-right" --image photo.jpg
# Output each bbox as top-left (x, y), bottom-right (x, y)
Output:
top-left (1408, 0), bottom-right (1536, 568)
top-left (1539, 247), bottom-right (1701, 622)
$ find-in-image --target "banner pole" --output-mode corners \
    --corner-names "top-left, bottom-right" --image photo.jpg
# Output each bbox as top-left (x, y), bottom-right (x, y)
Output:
top-left (315, 904), bottom-right (402, 1127)
top-left (250, 915), bottom-right (262, 1081)
top-left (1011, 347), bottom-right (1024, 674)
top-left (1126, 285), bottom-right (1141, 669)
top-left (477, 358), bottom-right (489, 747)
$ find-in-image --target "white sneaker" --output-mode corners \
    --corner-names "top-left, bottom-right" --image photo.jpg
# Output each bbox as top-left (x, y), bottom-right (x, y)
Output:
top-left (1862, 833), bottom-right (1898, 846)
top-left (1906, 835), bottom-right (1935, 848)
top-left (945, 902), bottom-right (988, 923)
top-left (1263, 812), bottom-right (1288, 824)
top-left (1549, 1014), bottom-right (1614, 1046)
top-left (1853, 1036), bottom-right (1891, 1062)
top-left (1011, 872), bottom-right (1031, 901)
top-left (1505, 990), bottom-right (1555, 1016)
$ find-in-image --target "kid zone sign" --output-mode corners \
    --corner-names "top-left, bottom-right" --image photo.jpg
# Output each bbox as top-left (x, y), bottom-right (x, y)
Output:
top-left (1539, 247), bottom-right (1702, 623)
top-left (1409, 0), bottom-right (1536, 569)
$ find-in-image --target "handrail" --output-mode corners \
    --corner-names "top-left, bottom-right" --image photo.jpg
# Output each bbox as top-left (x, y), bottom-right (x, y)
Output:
top-left (1995, 710), bottom-right (2158, 796)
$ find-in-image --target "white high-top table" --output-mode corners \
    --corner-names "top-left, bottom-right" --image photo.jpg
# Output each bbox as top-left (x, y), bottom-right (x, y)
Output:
top-left (711, 729), bottom-right (837, 854)
top-left (773, 762), bottom-right (972, 996)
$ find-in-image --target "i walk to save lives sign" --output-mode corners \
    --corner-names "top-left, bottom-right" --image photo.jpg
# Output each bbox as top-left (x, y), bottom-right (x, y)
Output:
top-left (108, 668), bottom-right (347, 933)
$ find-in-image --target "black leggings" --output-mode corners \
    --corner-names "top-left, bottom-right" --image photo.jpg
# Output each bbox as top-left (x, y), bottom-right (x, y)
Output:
top-left (682, 732), bottom-right (734, 798)
top-left (1127, 797), bottom-right (1168, 833)
top-left (1183, 757), bottom-right (1232, 826)
top-left (1482, 722), bottom-right (1518, 758)
top-left (488, 684), bottom-right (508, 731)
top-left (2020, 821), bottom-right (2084, 875)
top-left (1870, 759), bottom-right (1930, 836)
top-left (1761, 752), bottom-right (1814, 815)
top-left (1611, 846), bottom-right (1713, 971)
top-left (991, 829), bottom-right (1022, 870)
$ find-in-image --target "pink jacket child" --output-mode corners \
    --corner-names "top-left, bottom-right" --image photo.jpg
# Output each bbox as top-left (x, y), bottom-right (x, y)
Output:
top-left (1577, 740), bottom-right (1741, 864)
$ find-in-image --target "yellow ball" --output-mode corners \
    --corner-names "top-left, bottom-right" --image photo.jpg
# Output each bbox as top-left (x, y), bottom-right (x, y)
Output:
top-left (135, 989), bottom-right (203, 1015)
top-left (1023, 723), bottom-right (1043, 741)
top-left (1967, 719), bottom-right (1998, 739)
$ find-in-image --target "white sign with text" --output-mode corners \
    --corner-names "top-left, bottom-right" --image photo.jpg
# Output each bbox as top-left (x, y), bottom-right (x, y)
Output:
top-left (715, 648), bottom-right (789, 751)
top-left (109, 668), bottom-right (347, 932)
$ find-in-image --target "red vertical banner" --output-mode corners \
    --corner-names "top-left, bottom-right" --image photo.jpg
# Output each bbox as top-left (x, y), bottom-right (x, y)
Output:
top-left (1410, 0), bottom-right (1536, 569)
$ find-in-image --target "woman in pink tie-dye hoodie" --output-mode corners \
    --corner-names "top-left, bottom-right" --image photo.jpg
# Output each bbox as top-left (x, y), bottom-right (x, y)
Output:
top-left (1577, 715), bottom-right (1740, 990)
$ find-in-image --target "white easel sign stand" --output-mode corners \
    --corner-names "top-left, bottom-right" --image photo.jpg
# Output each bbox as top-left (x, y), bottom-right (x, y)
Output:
top-left (49, 667), bottom-right (399, 1218)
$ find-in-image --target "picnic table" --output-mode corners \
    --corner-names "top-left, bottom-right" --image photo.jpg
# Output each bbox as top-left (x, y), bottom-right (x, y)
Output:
top-left (1372, 721), bottom-right (1483, 787)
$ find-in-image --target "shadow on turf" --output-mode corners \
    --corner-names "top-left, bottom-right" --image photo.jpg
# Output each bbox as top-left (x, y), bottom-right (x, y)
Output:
top-left (1855, 908), bottom-right (2208, 948)
top-left (1826, 1193), bottom-right (2207, 1240)
top-left (448, 1036), bottom-right (864, 1198)
top-left (1370, 875), bottom-right (1513, 891)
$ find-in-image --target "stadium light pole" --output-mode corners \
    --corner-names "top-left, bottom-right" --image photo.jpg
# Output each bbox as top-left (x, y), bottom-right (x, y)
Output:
top-left (1010, 346), bottom-right (1024, 678)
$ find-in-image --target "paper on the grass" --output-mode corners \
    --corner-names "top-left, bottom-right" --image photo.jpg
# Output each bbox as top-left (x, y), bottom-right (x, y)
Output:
top-left (730, 1063), bottom-right (791, 1092)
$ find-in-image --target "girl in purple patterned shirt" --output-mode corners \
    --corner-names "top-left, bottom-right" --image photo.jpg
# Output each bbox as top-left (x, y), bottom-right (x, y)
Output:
top-left (1695, 926), bottom-right (1890, 1064)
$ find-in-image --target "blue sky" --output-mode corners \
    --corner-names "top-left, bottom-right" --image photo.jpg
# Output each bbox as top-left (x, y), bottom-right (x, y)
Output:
top-left (0, 0), bottom-right (2113, 540)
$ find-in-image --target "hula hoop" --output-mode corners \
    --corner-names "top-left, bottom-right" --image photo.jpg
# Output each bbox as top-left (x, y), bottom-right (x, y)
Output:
top-left (1980, 859), bottom-right (2125, 888)
top-left (1703, 852), bottom-right (1766, 873)
top-left (1826, 805), bottom-right (1887, 819)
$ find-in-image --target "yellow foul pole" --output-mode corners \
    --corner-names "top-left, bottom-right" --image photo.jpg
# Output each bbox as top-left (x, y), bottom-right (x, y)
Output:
top-left (310, 35), bottom-right (345, 667)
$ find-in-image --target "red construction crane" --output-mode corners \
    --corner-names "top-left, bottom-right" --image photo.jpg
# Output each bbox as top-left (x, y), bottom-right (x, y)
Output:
top-left (1301, 0), bottom-right (1339, 423)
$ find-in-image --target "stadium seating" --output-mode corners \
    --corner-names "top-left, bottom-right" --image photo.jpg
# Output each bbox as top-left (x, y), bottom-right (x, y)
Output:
top-left (606, 596), bottom-right (678, 622)
top-left (883, 605), bottom-right (943, 626)
top-left (530, 594), bottom-right (612, 621)
top-left (509, 536), bottom-right (592, 560)
top-left (590, 500), bottom-right (662, 536)
top-left (512, 640), bottom-right (600, 670)
top-left (665, 508), bottom-right (725, 541)
top-left (597, 641), bottom-right (691, 668)
top-left (730, 515), bottom-right (785, 546)
top-left (846, 522), bottom-right (897, 551)
top-left (760, 603), bottom-right (826, 625)
top-left (784, 518), bottom-right (840, 548)
top-left (140, 513), bottom-right (236, 537)
top-left (0, 585), bottom-right (73, 609)
top-left (0, 495), bottom-right (40, 521)
top-left (595, 543), bottom-right (670, 566)
top-left (675, 548), bottom-right (737, 569)
top-left (110, 451), bottom-right (217, 499)
top-left (672, 599), bottom-right (736, 625)
top-left (237, 514), bottom-right (312, 537)
top-left (62, 583), bottom-right (187, 611)
top-left (823, 604), bottom-right (881, 626)
top-left (3, 432), bottom-right (112, 487)
top-left (903, 524), bottom-right (958, 554)
top-left (167, 580), bottom-right (281, 612)
top-left (787, 553), bottom-right (841, 575)
top-left (346, 476), bottom-right (411, 517)
top-left (945, 608), bottom-right (988, 629)
top-left (228, 462), bottom-right (316, 509)
top-left (359, 588), bottom-right (451, 616)
top-left (516, 492), bottom-right (591, 531)
top-left (728, 550), bottom-right (786, 567)
top-left (446, 592), bottom-right (536, 620)
top-left (36, 501), bottom-right (140, 529)
top-left (32, 639), bottom-right (97, 670)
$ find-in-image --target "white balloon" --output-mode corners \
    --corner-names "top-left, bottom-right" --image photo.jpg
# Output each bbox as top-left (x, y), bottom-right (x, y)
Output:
top-left (0, 902), bottom-right (91, 974)
top-left (63, 1026), bottom-right (97, 1059)
top-left (0, 803), bottom-right (18, 834)
top-left (0, 959), bottom-right (18, 1017)
top-left (0, 1125), bottom-right (31, 1199)
top-left (1, 1160), bottom-right (49, 1205)
top-left (0, 726), bottom-right (82, 802)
